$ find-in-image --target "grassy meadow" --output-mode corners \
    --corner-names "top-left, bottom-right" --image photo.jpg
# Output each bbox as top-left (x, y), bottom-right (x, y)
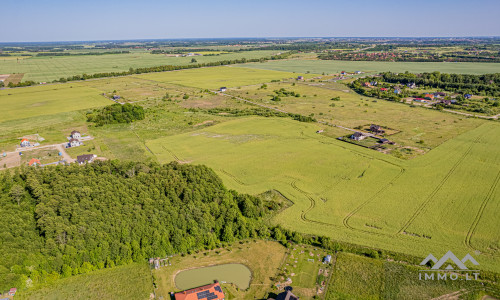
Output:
top-left (0, 50), bottom-right (278, 82)
top-left (17, 263), bottom-right (153, 300)
top-left (146, 117), bottom-right (500, 273)
top-left (241, 59), bottom-right (500, 75)
top-left (153, 240), bottom-right (286, 300)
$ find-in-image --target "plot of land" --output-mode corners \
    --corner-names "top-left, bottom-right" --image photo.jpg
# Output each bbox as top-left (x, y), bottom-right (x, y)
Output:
top-left (146, 117), bottom-right (500, 273)
top-left (175, 263), bottom-right (251, 290)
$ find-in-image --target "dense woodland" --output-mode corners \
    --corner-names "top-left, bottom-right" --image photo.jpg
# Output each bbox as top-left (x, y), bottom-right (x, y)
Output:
top-left (0, 161), bottom-right (279, 291)
top-left (86, 103), bottom-right (145, 126)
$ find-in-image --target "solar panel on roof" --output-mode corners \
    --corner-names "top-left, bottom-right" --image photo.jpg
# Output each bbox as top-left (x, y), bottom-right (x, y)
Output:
top-left (214, 286), bottom-right (222, 293)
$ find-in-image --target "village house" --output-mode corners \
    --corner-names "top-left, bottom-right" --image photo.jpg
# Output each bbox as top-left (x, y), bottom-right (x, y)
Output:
top-left (68, 138), bottom-right (81, 148)
top-left (379, 138), bottom-right (390, 144)
top-left (8, 288), bottom-right (17, 296)
top-left (112, 95), bottom-right (121, 100)
top-left (174, 281), bottom-right (225, 300)
top-left (464, 94), bottom-right (473, 99)
top-left (20, 139), bottom-right (31, 147)
top-left (424, 94), bottom-right (434, 100)
top-left (71, 130), bottom-right (81, 139)
top-left (407, 82), bottom-right (416, 89)
top-left (323, 255), bottom-right (332, 264)
top-left (369, 124), bottom-right (385, 134)
top-left (355, 71), bottom-right (362, 74)
top-left (434, 92), bottom-right (446, 98)
top-left (297, 76), bottom-right (304, 80)
top-left (414, 98), bottom-right (429, 103)
top-left (269, 288), bottom-right (299, 300)
top-left (219, 87), bottom-right (227, 92)
top-left (28, 158), bottom-right (41, 167)
top-left (350, 132), bottom-right (366, 141)
top-left (77, 154), bottom-right (97, 164)
top-left (380, 88), bottom-right (388, 92)
top-left (394, 87), bottom-right (402, 94)
top-left (363, 82), bottom-right (371, 87)
top-left (370, 81), bottom-right (378, 86)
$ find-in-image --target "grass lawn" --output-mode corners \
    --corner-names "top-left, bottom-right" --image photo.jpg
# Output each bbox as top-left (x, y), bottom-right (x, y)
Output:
top-left (240, 59), bottom-right (500, 75)
top-left (17, 263), bottom-right (153, 300)
top-left (153, 240), bottom-right (286, 300)
top-left (146, 117), bottom-right (500, 273)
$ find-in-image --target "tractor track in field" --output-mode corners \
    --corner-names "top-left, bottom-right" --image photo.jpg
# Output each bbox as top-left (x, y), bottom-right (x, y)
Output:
top-left (161, 145), bottom-right (181, 162)
top-left (397, 135), bottom-right (482, 235)
top-left (219, 169), bottom-right (248, 186)
top-left (464, 169), bottom-right (500, 256)
top-left (343, 167), bottom-right (406, 233)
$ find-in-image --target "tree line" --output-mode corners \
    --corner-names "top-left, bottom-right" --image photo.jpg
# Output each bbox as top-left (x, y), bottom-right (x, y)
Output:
top-left (86, 103), bottom-right (145, 126)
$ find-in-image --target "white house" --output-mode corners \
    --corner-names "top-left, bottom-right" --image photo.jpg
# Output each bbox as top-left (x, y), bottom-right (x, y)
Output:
top-left (71, 130), bottom-right (81, 139)
top-left (219, 87), bottom-right (227, 92)
top-left (20, 139), bottom-right (30, 147)
top-left (77, 154), bottom-right (97, 164)
top-left (350, 132), bottom-right (367, 141)
top-left (68, 138), bottom-right (81, 148)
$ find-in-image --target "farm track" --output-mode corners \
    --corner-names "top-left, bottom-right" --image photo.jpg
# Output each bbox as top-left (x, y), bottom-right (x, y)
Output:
top-left (219, 169), bottom-right (248, 186)
top-left (397, 135), bottom-right (482, 235)
top-left (342, 167), bottom-right (406, 233)
top-left (161, 145), bottom-right (181, 162)
top-left (464, 169), bottom-right (500, 256)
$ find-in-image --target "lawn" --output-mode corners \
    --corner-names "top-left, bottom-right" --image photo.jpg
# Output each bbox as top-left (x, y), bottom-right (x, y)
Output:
top-left (0, 84), bottom-right (110, 123)
top-left (136, 66), bottom-right (306, 89)
top-left (17, 263), bottom-right (153, 300)
top-left (241, 59), bottom-right (500, 75)
top-left (153, 240), bottom-right (286, 300)
top-left (0, 50), bottom-right (279, 83)
top-left (146, 117), bottom-right (500, 273)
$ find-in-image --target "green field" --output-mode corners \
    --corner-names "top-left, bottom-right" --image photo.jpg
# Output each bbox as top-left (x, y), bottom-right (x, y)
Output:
top-left (136, 66), bottom-right (305, 89)
top-left (175, 264), bottom-right (251, 290)
top-left (0, 50), bottom-right (278, 83)
top-left (146, 117), bottom-right (500, 273)
top-left (241, 59), bottom-right (500, 75)
top-left (17, 263), bottom-right (153, 300)
top-left (0, 84), bottom-right (109, 123)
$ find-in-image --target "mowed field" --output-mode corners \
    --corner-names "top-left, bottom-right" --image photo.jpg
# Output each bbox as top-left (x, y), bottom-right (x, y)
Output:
top-left (241, 59), bottom-right (500, 75)
top-left (0, 50), bottom-right (278, 83)
top-left (0, 84), bottom-right (109, 123)
top-left (146, 117), bottom-right (500, 272)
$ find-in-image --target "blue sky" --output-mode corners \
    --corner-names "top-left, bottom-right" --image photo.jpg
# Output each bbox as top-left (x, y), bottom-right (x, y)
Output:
top-left (2, 0), bottom-right (499, 42)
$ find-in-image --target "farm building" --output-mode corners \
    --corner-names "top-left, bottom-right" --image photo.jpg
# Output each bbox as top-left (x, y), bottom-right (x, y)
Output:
top-left (369, 124), bottom-right (385, 134)
top-left (350, 132), bottom-right (367, 141)
top-left (20, 139), bottom-right (30, 147)
top-left (68, 138), bottom-right (81, 148)
top-left (28, 158), bottom-right (41, 167)
top-left (71, 130), bottom-right (81, 139)
top-left (219, 87), bottom-right (227, 92)
top-left (297, 76), bottom-right (304, 80)
top-left (323, 255), bottom-right (332, 264)
top-left (174, 281), bottom-right (225, 300)
top-left (77, 154), bottom-right (97, 164)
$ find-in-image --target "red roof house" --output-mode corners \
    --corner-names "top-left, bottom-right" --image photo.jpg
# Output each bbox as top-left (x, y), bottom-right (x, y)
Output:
top-left (174, 281), bottom-right (225, 300)
top-left (28, 158), bottom-right (41, 166)
top-left (9, 288), bottom-right (17, 296)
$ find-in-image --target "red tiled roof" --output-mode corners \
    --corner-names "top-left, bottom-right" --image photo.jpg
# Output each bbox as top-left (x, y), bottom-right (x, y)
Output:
top-left (21, 139), bottom-right (29, 143)
top-left (175, 282), bottom-right (224, 300)
top-left (28, 158), bottom-right (41, 166)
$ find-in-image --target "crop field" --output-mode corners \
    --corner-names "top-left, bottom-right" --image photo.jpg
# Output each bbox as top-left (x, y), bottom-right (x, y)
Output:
top-left (0, 84), bottom-right (110, 123)
top-left (241, 59), bottom-right (500, 75)
top-left (146, 117), bottom-right (500, 273)
top-left (326, 252), bottom-right (493, 300)
top-left (17, 263), bottom-right (153, 300)
top-left (136, 66), bottom-right (305, 89)
top-left (0, 50), bottom-right (278, 83)
top-left (153, 240), bottom-right (286, 300)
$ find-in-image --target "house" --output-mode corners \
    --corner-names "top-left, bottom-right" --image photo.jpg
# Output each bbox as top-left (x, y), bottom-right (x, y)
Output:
top-left (219, 87), bottom-right (227, 92)
top-left (323, 255), bottom-right (332, 264)
top-left (174, 281), bottom-right (225, 300)
top-left (363, 82), bottom-right (371, 87)
top-left (394, 87), bottom-right (402, 94)
top-left (370, 81), bottom-right (378, 86)
top-left (20, 139), bottom-right (30, 147)
top-left (355, 71), bottom-right (362, 74)
top-left (464, 94), bottom-right (473, 99)
top-left (28, 158), bottom-right (41, 167)
top-left (340, 71), bottom-right (346, 75)
top-left (71, 130), bottom-right (81, 139)
top-left (112, 95), bottom-right (121, 100)
top-left (297, 76), bottom-right (304, 80)
top-left (316, 130), bottom-right (324, 133)
top-left (434, 92), bottom-right (446, 97)
top-left (350, 132), bottom-right (366, 141)
top-left (380, 88), bottom-right (388, 92)
top-left (68, 138), bottom-right (81, 148)
top-left (424, 94), bottom-right (434, 100)
top-left (369, 124), bottom-right (385, 134)
top-left (440, 100), bottom-right (452, 105)
top-left (407, 82), bottom-right (416, 89)
top-left (414, 98), bottom-right (428, 103)
top-left (77, 154), bottom-right (97, 164)
top-left (379, 138), bottom-right (390, 144)
top-left (8, 288), bottom-right (17, 296)
top-left (271, 289), bottom-right (299, 300)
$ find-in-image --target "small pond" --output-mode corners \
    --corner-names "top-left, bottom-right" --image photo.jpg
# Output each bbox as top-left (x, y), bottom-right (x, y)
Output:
top-left (175, 263), bottom-right (251, 290)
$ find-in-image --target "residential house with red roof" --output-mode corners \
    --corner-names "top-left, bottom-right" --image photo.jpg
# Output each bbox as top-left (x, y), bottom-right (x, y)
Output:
top-left (174, 281), bottom-right (225, 300)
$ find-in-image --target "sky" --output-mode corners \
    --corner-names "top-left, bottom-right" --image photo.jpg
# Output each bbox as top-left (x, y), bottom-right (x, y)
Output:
top-left (2, 0), bottom-right (499, 42)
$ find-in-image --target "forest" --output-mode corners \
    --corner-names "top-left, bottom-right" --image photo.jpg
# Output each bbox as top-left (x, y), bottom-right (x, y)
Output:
top-left (0, 161), bottom-right (279, 291)
top-left (86, 103), bottom-right (145, 126)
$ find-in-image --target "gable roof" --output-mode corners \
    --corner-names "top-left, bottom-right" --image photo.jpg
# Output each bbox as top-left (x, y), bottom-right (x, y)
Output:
top-left (77, 154), bottom-right (95, 164)
top-left (71, 130), bottom-right (80, 135)
top-left (276, 290), bottom-right (299, 300)
top-left (352, 132), bottom-right (364, 138)
top-left (21, 139), bottom-right (29, 143)
top-left (28, 158), bottom-right (41, 166)
top-left (174, 282), bottom-right (224, 300)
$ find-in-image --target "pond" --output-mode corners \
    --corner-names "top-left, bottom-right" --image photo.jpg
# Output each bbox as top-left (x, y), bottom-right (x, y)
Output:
top-left (175, 263), bottom-right (251, 290)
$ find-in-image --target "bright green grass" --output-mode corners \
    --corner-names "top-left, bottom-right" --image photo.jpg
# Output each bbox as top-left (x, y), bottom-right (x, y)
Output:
top-left (175, 263), bottom-right (251, 290)
top-left (136, 66), bottom-right (306, 89)
top-left (0, 84), bottom-right (109, 123)
top-left (241, 59), bottom-right (500, 75)
top-left (146, 117), bottom-right (500, 273)
top-left (0, 50), bottom-right (278, 83)
top-left (17, 263), bottom-right (153, 300)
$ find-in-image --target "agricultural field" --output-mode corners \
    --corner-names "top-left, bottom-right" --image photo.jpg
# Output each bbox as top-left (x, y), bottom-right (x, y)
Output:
top-left (146, 117), bottom-right (500, 273)
top-left (241, 59), bottom-right (500, 75)
top-left (16, 263), bottom-right (153, 300)
top-left (153, 240), bottom-right (286, 300)
top-left (326, 252), bottom-right (495, 300)
top-left (0, 50), bottom-right (278, 83)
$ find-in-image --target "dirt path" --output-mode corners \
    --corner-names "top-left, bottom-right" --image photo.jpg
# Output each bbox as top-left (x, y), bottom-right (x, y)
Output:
top-left (55, 144), bottom-right (75, 163)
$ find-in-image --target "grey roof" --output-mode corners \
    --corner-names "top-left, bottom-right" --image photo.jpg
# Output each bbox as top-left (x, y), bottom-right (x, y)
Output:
top-left (77, 154), bottom-right (94, 164)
